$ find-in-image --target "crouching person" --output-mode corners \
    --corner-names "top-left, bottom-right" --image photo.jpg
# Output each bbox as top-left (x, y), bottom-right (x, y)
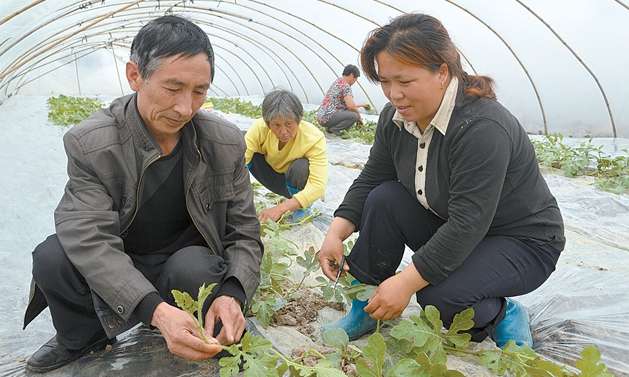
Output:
top-left (318, 14), bottom-right (565, 348)
top-left (23, 15), bottom-right (263, 373)
top-left (245, 89), bottom-right (328, 223)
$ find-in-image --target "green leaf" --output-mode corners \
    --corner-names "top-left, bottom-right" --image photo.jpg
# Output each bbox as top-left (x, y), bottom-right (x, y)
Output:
top-left (355, 332), bottom-right (386, 377)
top-left (321, 328), bottom-right (349, 350)
top-left (242, 353), bottom-right (278, 377)
top-left (576, 346), bottom-right (613, 377)
top-left (390, 316), bottom-right (433, 348)
top-left (171, 289), bottom-right (196, 315)
top-left (385, 359), bottom-right (429, 377)
top-left (321, 286), bottom-right (335, 301)
top-left (219, 355), bottom-right (242, 377)
top-left (197, 282), bottom-right (217, 309)
top-left (250, 297), bottom-right (276, 327)
top-left (445, 307), bottom-right (474, 348)
top-left (241, 332), bottom-right (273, 354)
top-left (526, 357), bottom-right (570, 377)
top-left (343, 283), bottom-right (376, 301)
top-left (297, 246), bottom-right (319, 273)
top-left (413, 352), bottom-right (464, 377)
top-left (197, 282), bottom-right (217, 327)
top-left (478, 350), bottom-right (505, 375)
top-left (423, 305), bottom-right (443, 332)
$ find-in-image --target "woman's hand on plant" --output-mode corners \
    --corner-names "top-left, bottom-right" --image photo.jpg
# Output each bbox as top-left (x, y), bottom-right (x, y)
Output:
top-left (151, 302), bottom-right (223, 360)
top-left (364, 265), bottom-right (429, 321)
top-left (318, 234), bottom-right (348, 281)
top-left (259, 205), bottom-right (286, 223)
top-left (204, 295), bottom-right (246, 345)
top-left (318, 217), bottom-right (355, 280)
top-left (363, 274), bottom-right (415, 321)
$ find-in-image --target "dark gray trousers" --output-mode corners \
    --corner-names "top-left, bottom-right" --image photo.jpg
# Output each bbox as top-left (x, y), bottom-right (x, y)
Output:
top-left (320, 110), bottom-right (360, 134)
top-left (347, 181), bottom-right (561, 342)
top-left (247, 152), bottom-right (309, 198)
top-left (32, 234), bottom-right (229, 350)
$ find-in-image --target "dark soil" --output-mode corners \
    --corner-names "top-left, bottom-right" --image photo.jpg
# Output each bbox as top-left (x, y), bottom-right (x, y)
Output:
top-left (273, 289), bottom-right (345, 339)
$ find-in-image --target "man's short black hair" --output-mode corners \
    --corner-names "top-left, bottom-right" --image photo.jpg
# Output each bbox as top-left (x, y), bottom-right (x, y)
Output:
top-left (342, 64), bottom-right (360, 78)
top-left (130, 15), bottom-right (214, 80)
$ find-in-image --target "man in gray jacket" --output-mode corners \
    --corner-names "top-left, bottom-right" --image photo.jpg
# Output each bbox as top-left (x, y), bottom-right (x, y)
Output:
top-left (23, 15), bottom-right (263, 373)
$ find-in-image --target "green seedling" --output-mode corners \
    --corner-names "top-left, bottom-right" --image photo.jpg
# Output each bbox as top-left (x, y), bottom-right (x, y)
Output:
top-left (47, 95), bottom-right (103, 126)
top-left (533, 134), bottom-right (628, 194)
top-left (171, 282), bottom-right (217, 344)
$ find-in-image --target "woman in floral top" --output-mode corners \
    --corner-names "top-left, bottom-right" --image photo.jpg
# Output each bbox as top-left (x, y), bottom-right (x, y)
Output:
top-left (316, 65), bottom-right (371, 135)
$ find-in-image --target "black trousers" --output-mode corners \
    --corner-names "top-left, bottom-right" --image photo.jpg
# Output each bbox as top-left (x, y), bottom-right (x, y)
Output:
top-left (347, 182), bottom-right (561, 341)
top-left (248, 152), bottom-right (309, 198)
top-left (32, 235), bottom-right (229, 350)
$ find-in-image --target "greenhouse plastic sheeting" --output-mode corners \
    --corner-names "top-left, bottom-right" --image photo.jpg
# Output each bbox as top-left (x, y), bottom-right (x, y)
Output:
top-left (2, 0), bottom-right (629, 137)
top-left (520, 266), bottom-right (629, 376)
top-left (1, 95), bottom-right (628, 376)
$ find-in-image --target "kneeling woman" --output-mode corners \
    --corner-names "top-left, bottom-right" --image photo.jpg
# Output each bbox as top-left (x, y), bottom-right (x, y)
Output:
top-left (318, 14), bottom-right (565, 347)
top-left (245, 89), bottom-right (328, 222)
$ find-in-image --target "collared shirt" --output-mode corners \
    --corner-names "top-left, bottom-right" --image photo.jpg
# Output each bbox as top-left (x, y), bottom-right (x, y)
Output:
top-left (392, 76), bottom-right (459, 212)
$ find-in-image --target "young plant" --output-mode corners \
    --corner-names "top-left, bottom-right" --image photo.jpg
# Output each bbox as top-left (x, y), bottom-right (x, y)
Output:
top-left (178, 279), bottom-right (614, 376)
top-left (206, 97), bottom-right (262, 119)
top-left (321, 327), bottom-right (362, 373)
top-left (47, 95), bottom-right (103, 126)
top-left (171, 282), bottom-right (218, 343)
top-left (339, 121), bottom-right (377, 145)
top-left (595, 152), bottom-right (629, 194)
top-left (533, 134), bottom-right (628, 195)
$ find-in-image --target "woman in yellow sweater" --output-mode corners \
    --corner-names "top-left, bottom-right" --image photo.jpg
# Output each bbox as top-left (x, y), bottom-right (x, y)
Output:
top-left (245, 90), bottom-right (328, 222)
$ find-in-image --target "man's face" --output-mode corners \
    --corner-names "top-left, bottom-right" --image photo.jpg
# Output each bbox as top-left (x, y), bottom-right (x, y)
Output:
top-left (126, 53), bottom-right (211, 139)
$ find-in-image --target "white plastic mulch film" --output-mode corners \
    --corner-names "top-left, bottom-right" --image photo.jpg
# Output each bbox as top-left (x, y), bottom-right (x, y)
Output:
top-left (1, 0), bottom-right (629, 137)
top-left (1, 1), bottom-right (629, 377)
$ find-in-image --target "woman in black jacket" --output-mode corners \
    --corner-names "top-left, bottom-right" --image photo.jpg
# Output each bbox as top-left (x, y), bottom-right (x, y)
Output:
top-left (318, 13), bottom-right (565, 348)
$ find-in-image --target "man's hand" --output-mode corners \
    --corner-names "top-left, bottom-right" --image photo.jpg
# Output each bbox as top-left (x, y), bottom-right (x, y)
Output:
top-left (258, 205), bottom-right (286, 223)
top-left (204, 296), bottom-right (246, 345)
top-left (151, 302), bottom-right (222, 360)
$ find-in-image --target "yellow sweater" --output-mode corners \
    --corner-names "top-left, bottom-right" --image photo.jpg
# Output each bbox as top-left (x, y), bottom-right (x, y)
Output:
top-left (245, 118), bottom-right (328, 208)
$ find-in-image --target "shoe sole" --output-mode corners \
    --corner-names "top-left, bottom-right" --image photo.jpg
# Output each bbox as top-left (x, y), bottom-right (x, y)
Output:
top-left (26, 337), bottom-right (116, 373)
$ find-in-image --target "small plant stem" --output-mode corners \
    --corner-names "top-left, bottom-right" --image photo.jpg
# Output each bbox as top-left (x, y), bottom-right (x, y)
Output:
top-left (271, 349), bottom-right (317, 373)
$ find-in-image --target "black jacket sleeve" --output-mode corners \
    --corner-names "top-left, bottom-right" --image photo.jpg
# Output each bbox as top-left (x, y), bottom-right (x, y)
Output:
top-left (334, 105), bottom-right (397, 228)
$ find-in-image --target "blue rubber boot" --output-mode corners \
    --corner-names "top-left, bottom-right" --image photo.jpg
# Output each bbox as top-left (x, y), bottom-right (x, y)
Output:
top-left (286, 184), bottom-right (311, 222)
top-left (493, 298), bottom-right (533, 349)
top-left (322, 280), bottom-right (377, 341)
top-left (322, 298), bottom-right (377, 341)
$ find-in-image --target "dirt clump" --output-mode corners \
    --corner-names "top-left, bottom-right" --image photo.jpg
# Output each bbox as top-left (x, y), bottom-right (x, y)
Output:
top-left (274, 289), bottom-right (344, 339)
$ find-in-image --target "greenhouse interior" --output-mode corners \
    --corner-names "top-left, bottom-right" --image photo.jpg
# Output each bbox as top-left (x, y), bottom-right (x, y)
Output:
top-left (1, 1), bottom-right (628, 376)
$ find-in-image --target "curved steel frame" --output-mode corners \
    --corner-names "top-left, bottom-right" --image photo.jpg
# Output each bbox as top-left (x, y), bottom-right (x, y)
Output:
top-left (0, 0), bottom-right (622, 137)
